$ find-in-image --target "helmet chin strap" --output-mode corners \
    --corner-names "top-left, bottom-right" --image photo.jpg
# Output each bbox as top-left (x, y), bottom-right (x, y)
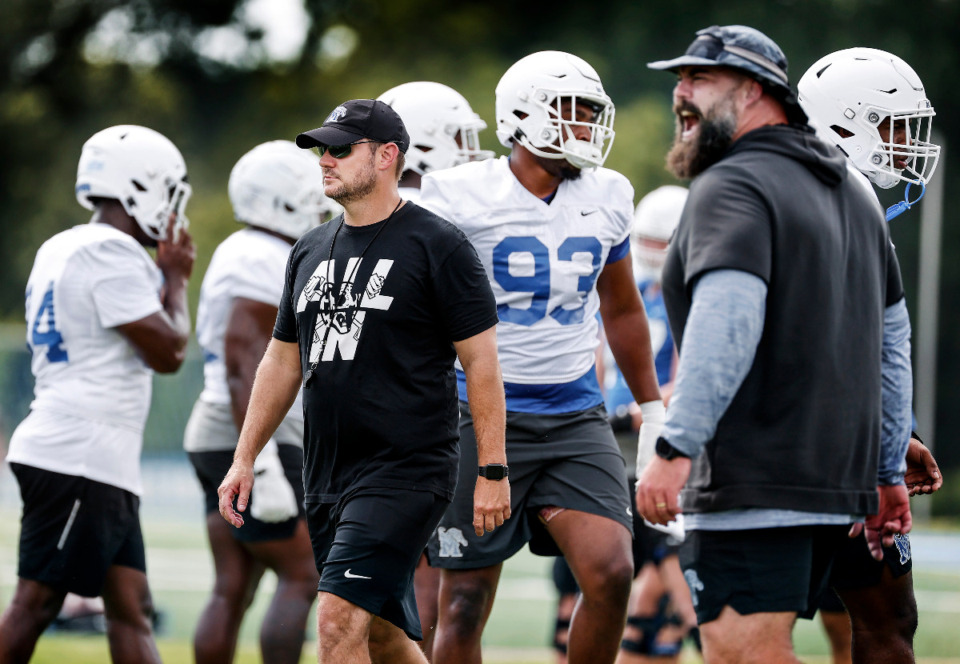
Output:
top-left (886, 181), bottom-right (925, 222)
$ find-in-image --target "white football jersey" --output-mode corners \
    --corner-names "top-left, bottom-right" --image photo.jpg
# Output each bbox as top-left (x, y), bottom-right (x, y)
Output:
top-left (7, 223), bottom-right (164, 494)
top-left (420, 156), bottom-right (634, 385)
top-left (194, 228), bottom-right (303, 422)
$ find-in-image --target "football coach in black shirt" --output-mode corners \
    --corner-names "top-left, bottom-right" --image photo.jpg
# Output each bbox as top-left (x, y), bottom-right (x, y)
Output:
top-left (635, 26), bottom-right (913, 664)
top-left (218, 99), bottom-right (510, 663)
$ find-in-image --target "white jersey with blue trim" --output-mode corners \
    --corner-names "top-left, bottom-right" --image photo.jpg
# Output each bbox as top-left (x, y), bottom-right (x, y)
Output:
top-left (194, 228), bottom-right (304, 427)
top-left (420, 156), bottom-right (634, 393)
top-left (7, 222), bottom-right (163, 493)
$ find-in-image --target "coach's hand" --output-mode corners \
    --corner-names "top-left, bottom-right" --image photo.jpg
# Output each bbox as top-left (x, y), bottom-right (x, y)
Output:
top-left (218, 458), bottom-right (255, 528)
top-left (636, 455), bottom-right (690, 525)
top-left (474, 478), bottom-right (511, 537)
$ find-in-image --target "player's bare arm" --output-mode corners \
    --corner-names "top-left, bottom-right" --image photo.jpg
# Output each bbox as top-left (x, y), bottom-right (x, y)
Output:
top-left (224, 297), bottom-right (278, 431)
top-left (116, 221), bottom-right (196, 373)
top-left (218, 337), bottom-right (301, 527)
top-left (454, 325), bottom-right (511, 536)
top-left (596, 256), bottom-right (662, 405)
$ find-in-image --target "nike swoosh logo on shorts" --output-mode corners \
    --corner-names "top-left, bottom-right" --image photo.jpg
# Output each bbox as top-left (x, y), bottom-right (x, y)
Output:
top-left (344, 569), bottom-right (372, 580)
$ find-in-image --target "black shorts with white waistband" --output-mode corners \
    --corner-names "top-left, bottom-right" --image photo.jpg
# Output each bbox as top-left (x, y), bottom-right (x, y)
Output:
top-left (11, 463), bottom-right (146, 598)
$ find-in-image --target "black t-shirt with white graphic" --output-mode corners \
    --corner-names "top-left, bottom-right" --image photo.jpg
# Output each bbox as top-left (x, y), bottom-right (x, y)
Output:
top-left (274, 202), bottom-right (498, 503)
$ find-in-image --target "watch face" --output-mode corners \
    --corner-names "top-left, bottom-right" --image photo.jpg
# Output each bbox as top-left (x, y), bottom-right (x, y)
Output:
top-left (480, 464), bottom-right (507, 480)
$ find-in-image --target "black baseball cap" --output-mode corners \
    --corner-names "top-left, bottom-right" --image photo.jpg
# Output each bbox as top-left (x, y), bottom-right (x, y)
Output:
top-left (648, 25), bottom-right (807, 124)
top-left (296, 99), bottom-right (410, 153)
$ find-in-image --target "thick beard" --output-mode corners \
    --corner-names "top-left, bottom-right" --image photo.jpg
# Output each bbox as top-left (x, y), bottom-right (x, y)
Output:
top-left (533, 152), bottom-right (583, 181)
top-left (667, 97), bottom-right (738, 180)
top-left (326, 153), bottom-right (378, 204)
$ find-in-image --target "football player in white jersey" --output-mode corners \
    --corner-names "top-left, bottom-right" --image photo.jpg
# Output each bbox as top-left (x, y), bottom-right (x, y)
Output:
top-left (378, 81), bottom-right (493, 205)
top-left (798, 47), bottom-right (944, 664)
top-left (377, 80), bottom-right (493, 658)
top-left (0, 125), bottom-right (195, 664)
top-left (419, 51), bottom-right (664, 664)
top-left (183, 141), bottom-right (339, 664)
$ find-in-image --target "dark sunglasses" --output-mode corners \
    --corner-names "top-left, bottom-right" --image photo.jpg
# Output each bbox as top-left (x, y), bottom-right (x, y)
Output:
top-left (685, 33), bottom-right (726, 60)
top-left (317, 140), bottom-right (380, 159)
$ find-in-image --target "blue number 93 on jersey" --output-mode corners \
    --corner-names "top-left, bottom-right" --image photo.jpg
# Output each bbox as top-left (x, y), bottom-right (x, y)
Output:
top-left (493, 235), bottom-right (602, 327)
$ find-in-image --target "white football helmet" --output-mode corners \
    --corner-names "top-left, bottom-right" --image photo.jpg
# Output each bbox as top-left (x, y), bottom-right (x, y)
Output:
top-left (798, 48), bottom-right (939, 189)
top-left (378, 81), bottom-right (494, 175)
top-left (632, 185), bottom-right (687, 280)
top-left (495, 51), bottom-right (615, 169)
top-left (76, 125), bottom-right (191, 241)
top-left (228, 140), bottom-right (340, 240)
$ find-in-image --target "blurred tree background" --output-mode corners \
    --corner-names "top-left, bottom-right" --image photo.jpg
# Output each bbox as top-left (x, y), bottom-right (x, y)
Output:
top-left (1, 0), bottom-right (957, 509)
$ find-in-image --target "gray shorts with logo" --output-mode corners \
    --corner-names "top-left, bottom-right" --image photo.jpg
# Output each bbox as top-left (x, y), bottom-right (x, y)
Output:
top-left (427, 403), bottom-right (633, 569)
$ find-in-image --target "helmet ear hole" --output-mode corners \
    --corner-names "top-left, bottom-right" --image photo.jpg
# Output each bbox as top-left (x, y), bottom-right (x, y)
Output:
top-left (829, 125), bottom-right (855, 139)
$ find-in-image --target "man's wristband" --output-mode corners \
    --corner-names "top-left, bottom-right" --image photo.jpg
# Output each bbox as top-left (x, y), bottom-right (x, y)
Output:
top-left (655, 437), bottom-right (690, 461)
top-left (478, 463), bottom-right (509, 480)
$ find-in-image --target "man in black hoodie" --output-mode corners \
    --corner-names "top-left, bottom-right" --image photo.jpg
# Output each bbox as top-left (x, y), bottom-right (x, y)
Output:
top-left (635, 25), bottom-right (914, 664)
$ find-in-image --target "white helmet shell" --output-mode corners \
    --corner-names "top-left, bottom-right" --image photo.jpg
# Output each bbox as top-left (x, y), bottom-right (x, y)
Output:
top-left (76, 125), bottom-right (191, 240)
top-left (798, 48), bottom-right (939, 189)
top-left (632, 185), bottom-right (687, 278)
top-left (228, 140), bottom-right (340, 240)
top-left (378, 81), bottom-right (493, 175)
top-left (495, 51), bottom-right (615, 170)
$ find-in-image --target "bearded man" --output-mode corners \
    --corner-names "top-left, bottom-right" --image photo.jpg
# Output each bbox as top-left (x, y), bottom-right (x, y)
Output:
top-left (635, 25), bottom-right (913, 664)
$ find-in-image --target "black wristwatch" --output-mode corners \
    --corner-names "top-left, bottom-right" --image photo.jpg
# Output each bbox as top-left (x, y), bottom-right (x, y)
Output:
top-left (655, 437), bottom-right (690, 461)
top-left (478, 464), bottom-right (509, 480)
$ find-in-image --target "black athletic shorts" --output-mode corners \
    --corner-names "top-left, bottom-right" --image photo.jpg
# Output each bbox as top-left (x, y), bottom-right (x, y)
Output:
top-left (678, 525), bottom-right (849, 625)
top-left (818, 531), bottom-right (913, 612)
top-left (306, 487), bottom-right (450, 641)
top-left (428, 403), bottom-right (633, 568)
top-left (188, 445), bottom-right (305, 543)
top-left (11, 463), bottom-right (146, 598)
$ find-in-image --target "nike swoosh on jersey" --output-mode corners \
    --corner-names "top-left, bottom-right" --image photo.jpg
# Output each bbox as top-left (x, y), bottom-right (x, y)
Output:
top-left (344, 569), bottom-right (372, 580)
top-left (580, 209), bottom-right (598, 216)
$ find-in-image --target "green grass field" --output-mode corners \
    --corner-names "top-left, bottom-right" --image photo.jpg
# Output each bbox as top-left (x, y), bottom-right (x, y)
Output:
top-left (3, 470), bottom-right (960, 663)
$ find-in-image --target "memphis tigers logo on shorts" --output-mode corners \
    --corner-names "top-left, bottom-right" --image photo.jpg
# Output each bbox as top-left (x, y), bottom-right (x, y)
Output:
top-left (437, 527), bottom-right (469, 557)
top-left (893, 533), bottom-right (911, 565)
